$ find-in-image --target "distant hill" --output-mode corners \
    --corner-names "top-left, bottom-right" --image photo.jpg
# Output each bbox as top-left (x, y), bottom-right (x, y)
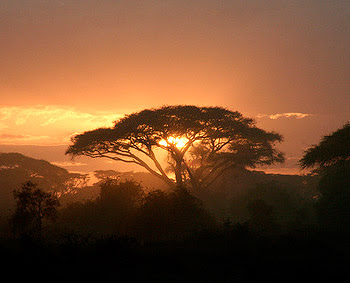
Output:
top-left (0, 152), bottom-right (87, 211)
top-left (0, 144), bottom-right (141, 173)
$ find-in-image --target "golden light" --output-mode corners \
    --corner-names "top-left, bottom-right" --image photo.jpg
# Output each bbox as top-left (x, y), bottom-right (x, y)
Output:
top-left (159, 136), bottom-right (188, 148)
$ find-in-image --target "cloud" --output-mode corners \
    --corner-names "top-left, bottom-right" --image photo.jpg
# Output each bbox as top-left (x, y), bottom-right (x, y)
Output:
top-left (0, 133), bottom-right (51, 144)
top-left (51, 161), bottom-right (87, 168)
top-left (0, 105), bottom-right (123, 145)
top-left (0, 105), bottom-right (122, 127)
top-left (0, 134), bottom-right (28, 139)
top-left (257, 112), bottom-right (311, 120)
top-left (0, 122), bottom-right (9, 131)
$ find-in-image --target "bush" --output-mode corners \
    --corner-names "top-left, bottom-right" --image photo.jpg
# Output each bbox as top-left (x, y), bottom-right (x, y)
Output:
top-left (133, 188), bottom-right (215, 241)
top-left (57, 179), bottom-right (143, 235)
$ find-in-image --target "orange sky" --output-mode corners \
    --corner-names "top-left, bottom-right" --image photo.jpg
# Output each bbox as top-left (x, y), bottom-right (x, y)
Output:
top-left (0, 1), bottom-right (349, 174)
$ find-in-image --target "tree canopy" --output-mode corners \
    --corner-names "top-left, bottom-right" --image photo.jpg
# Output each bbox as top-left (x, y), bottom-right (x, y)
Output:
top-left (300, 123), bottom-right (350, 199)
top-left (10, 181), bottom-right (60, 237)
top-left (300, 123), bottom-right (350, 232)
top-left (66, 105), bottom-right (284, 190)
top-left (300, 122), bottom-right (350, 171)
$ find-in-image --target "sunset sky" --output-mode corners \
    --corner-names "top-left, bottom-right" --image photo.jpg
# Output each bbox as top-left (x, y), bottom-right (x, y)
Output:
top-left (0, 0), bottom-right (349, 174)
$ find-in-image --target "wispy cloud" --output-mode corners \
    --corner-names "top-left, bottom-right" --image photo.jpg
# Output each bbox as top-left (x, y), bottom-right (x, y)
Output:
top-left (51, 161), bottom-right (87, 168)
top-left (0, 122), bottom-right (8, 131)
top-left (0, 105), bottom-right (122, 127)
top-left (0, 105), bottom-right (123, 145)
top-left (0, 133), bottom-right (51, 143)
top-left (257, 112), bottom-right (311, 120)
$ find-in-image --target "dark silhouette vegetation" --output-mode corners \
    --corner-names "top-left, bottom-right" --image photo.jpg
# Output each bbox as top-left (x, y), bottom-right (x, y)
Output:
top-left (0, 109), bottom-right (348, 282)
top-left (0, 152), bottom-right (88, 210)
top-left (300, 123), bottom-right (350, 233)
top-left (10, 181), bottom-right (59, 238)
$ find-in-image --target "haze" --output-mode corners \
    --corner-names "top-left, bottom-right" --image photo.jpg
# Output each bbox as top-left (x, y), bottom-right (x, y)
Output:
top-left (0, 0), bottom-right (349, 174)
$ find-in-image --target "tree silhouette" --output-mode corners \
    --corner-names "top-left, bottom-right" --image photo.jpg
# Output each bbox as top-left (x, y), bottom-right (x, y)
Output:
top-left (300, 123), bottom-right (350, 232)
top-left (300, 123), bottom-right (350, 197)
top-left (134, 188), bottom-right (214, 240)
top-left (66, 105), bottom-right (284, 190)
top-left (300, 122), bottom-right (350, 171)
top-left (97, 179), bottom-right (144, 234)
top-left (10, 181), bottom-right (60, 237)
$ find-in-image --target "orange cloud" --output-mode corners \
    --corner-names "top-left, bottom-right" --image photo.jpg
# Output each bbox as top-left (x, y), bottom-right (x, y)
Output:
top-left (51, 161), bottom-right (87, 168)
top-left (257, 112), bottom-right (311, 120)
top-left (0, 105), bottom-right (123, 145)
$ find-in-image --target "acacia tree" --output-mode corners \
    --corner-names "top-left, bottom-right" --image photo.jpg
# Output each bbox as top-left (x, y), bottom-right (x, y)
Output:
top-left (300, 123), bottom-right (350, 232)
top-left (300, 123), bottom-right (350, 198)
top-left (10, 181), bottom-right (60, 237)
top-left (300, 123), bottom-right (350, 171)
top-left (66, 106), bottom-right (284, 190)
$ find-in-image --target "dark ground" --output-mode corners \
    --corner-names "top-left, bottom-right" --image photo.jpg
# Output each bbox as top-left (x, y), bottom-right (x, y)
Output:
top-left (1, 229), bottom-right (349, 282)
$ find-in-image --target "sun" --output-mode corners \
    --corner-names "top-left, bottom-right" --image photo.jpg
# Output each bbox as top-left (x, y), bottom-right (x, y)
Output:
top-left (159, 136), bottom-right (188, 148)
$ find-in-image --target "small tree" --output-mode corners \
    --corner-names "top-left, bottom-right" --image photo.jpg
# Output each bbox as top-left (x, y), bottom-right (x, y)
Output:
top-left (10, 181), bottom-right (60, 237)
top-left (97, 179), bottom-right (144, 234)
top-left (134, 188), bottom-right (214, 240)
top-left (57, 179), bottom-right (144, 235)
top-left (66, 105), bottom-right (284, 191)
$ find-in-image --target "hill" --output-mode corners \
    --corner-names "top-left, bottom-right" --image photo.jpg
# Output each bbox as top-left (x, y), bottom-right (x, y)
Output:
top-left (0, 152), bottom-right (87, 211)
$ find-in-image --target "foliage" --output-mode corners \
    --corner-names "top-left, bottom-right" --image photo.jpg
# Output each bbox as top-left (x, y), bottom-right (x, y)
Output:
top-left (0, 152), bottom-right (88, 210)
top-left (58, 179), bottom-right (144, 235)
top-left (98, 179), bottom-right (144, 205)
top-left (66, 105), bottom-right (284, 190)
top-left (10, 181), bottom-right (60, 237)
top-left (133, 188), bottom-right (215, 240)
top-left (229, 181), bottom-right (317, 233)
top-left (246, 199), bottom-right (278, 235)
top-left (300, 123), bottom-right (350, 232)
top-left (57, 180), bottom-right (214, 239)
top-left (300, 122), bottom-right (350, 171)
top-left (93, 169), bottom-right (168, 190)
top-left (300, 122), bottom-right (350, 198)
top-left (98, 179), bottom-right (144, 232)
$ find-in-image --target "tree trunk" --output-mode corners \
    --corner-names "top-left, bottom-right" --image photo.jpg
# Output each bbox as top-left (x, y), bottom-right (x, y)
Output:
top-left (175, 161), bottom-right (183, 188)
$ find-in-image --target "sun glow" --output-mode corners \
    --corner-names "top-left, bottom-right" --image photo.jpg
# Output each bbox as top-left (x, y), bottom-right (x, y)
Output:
top-left (159, 136), bottom-right (188, 148)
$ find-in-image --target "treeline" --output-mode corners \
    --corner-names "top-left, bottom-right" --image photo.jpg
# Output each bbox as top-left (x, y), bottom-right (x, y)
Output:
top-left (0, 175), bottom-right (325, 241)
top-left (57, 179), bottom-right (214, 241)
top-left (1, 159), bottom-right (348, 243)
top-left (0, 176), bottom-right (349, 282)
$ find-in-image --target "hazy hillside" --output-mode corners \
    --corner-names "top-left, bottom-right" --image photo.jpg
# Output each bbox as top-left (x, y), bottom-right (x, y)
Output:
top-left (0, 145), bottom-right (142, 173)
top-left (0, 152), bottom-right (87, 211)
